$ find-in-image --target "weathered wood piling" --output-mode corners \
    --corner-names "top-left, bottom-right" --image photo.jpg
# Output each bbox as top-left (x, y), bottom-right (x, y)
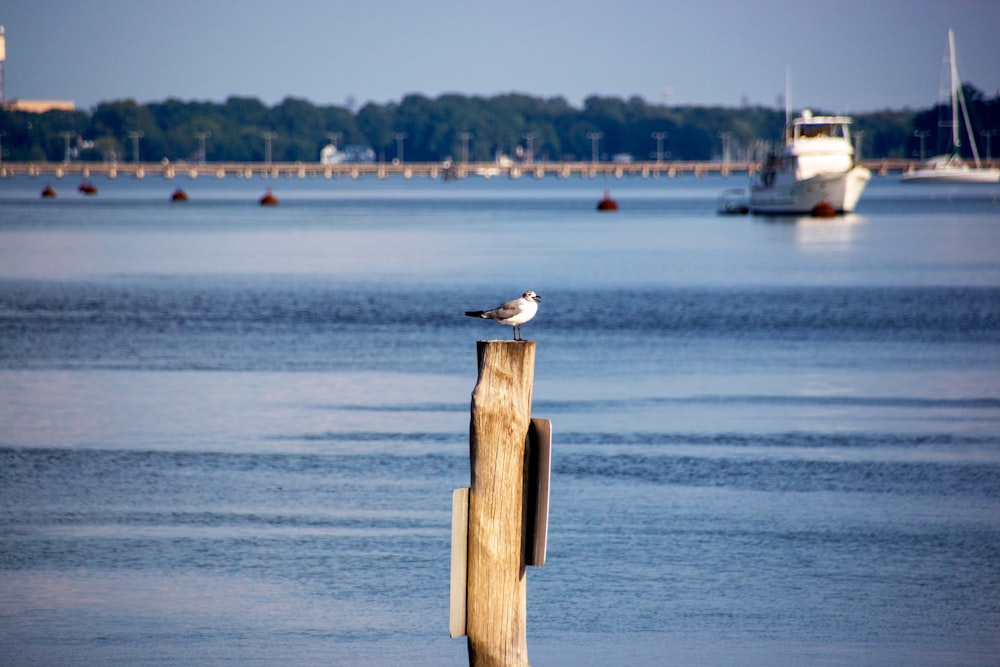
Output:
top-left (466, 340), bottom-right (536, 667)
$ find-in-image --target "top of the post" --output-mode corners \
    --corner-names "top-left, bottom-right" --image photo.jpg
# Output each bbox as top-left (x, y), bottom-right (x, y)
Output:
top-left (475, 340), bottom-right (536, 378)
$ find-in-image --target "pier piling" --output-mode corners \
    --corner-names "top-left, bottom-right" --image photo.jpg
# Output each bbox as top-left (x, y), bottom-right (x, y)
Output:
top-left (465, 340), bottom-right (536, 667)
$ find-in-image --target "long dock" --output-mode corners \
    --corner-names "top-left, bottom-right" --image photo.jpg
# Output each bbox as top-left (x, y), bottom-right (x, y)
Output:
top-left (0, 158), bottom-right (921, 181)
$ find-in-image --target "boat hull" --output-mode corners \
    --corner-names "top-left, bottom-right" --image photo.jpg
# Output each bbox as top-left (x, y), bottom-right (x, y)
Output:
top-left (750, 166), bottom-right (871, 215)
top-left (900, 167), bottom-right (1000, 184)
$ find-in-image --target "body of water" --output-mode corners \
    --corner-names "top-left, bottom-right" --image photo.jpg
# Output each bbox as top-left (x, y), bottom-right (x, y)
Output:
top-left (1, 173), bottom-right (999, 666)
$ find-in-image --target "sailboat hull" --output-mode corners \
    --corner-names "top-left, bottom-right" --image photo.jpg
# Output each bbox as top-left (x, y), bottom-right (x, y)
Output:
top-left (900, 163), bottom-right (1000, 184)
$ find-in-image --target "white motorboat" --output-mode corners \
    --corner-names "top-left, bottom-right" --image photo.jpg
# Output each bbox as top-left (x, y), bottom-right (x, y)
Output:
top-left (900, 28), bottom-right (999, 184)
top-left (750, 110), bottom-right (870, 215)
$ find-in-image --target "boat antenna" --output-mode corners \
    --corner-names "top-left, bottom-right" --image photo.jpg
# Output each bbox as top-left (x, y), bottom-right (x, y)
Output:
top-left (785, 67), bottom-right (791, 128)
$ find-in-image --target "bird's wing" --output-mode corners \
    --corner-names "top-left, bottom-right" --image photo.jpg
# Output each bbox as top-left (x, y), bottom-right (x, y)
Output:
top-left (488, 299), bottom-right (524, 320)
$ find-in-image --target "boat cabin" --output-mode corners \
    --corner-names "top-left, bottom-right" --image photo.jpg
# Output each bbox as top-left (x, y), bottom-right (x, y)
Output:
top-left (780, 110), bottom-right (856, 179)
top-left (788, 110), bottom-right (854, 143)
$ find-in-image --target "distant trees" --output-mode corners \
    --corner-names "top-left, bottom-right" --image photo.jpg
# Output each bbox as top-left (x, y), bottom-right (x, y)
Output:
top-left (2, 87), bottom-right (998, 164)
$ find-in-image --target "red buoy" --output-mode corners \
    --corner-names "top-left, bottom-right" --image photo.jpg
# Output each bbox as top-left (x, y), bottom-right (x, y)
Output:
top-left (259, 188), bottom-right (278, 206)
top-left (78, 181), bottom-right (98, 195)
top-left (810, 200), bottom-right (837, 218)
top-left (171, 188), bottom-right (189, 202)
top-left (596, 190), bottom-right (618, 211)
top-left (41, 184), bottom-right (57, 198)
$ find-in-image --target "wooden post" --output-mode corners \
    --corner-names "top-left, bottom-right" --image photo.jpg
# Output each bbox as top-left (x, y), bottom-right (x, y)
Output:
top-left (467, 340), bottom-right (536, 667)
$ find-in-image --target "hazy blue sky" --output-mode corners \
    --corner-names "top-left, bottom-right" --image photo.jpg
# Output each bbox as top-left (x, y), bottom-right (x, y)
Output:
top-left (3, 0), bottom-right (999, 113)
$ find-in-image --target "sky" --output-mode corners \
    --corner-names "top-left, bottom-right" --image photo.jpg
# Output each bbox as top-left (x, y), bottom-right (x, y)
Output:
top-left (2, 0), bottom-right (999, 114)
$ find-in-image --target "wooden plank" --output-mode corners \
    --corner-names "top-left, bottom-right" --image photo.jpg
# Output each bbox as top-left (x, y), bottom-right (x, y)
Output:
top-left (525, 418), bottom-right (552, 567)
top-left (449, 487), bottom-right (469, 638)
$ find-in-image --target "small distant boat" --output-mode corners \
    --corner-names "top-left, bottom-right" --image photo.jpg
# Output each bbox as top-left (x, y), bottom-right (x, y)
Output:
top-left (717, 189), bottom-right (749, 215)
top-left (749, 110), bottom-right (870, 215)
top-left (900, 28), bottom-right (1000, 184)
top-left (78, 180), bottom-right (98, 195)
top-left (170, 188), bottom-right (189, 202)
top-left (596, 190), bottom-right (618, 211)
top-left (259, 188), bottom-right (278, 206)
top-left (900, 154), bottom-right (999, 184)
top-left (41, 184), bottom-right (57, 198)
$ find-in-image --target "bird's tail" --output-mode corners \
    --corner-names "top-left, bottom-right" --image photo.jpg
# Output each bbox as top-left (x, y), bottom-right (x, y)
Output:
top-left (464, 310), bottom-right (486, 318)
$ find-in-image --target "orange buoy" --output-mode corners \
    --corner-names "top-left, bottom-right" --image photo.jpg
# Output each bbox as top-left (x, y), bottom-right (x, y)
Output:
top-left (596, 189), bottom-right (618, 211)
top-left (810, 200), bottom-right (837, 218)
top-left (171, 188), bottom-right (188, 202)
top-left (259, 188), bottom-right (278, 206)
top-left (78, 181), bottom-right (98, 195)
top-left (41, 184), bottom-right (57, 198)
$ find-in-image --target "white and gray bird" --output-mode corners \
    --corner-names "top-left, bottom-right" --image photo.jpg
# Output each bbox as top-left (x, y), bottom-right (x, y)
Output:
top-left (464, 291), bottom-right (541, 341)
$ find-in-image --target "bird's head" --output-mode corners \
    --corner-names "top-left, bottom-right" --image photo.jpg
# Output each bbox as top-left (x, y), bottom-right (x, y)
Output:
top-left (523, 291), bottom-right (541, 302)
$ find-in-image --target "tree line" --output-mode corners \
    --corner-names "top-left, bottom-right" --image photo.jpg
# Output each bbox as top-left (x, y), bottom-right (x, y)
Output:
top-left (2, 87), bottom-right (998, 165)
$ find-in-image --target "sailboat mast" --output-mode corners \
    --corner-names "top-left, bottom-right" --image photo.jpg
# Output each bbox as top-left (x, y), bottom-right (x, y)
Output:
top-left (949, 28), bottom-right (984, 166)
top-left (948, 28), bottom-right (959, 149)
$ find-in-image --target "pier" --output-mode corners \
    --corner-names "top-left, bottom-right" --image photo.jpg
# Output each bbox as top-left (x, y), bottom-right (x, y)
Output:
top-left (0, 158), bottom-right (922, 181)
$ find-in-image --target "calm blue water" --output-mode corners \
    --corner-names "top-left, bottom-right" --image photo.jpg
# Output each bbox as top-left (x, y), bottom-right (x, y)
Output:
top-left (1, 173), bottom-right (999, 666)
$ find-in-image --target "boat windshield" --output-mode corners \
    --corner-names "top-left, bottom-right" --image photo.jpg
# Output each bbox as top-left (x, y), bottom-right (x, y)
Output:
top-left (792, 119), bottom-right (849, 142)
top-left (800, 123), bottom-right (835, 138)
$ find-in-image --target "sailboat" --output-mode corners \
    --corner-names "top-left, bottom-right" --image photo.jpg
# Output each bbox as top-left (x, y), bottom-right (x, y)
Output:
top-left (901, 28), bottom-right (999, 184)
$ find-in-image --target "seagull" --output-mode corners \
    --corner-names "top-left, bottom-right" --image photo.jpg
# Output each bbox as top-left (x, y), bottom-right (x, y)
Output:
top-left (465, 291), bottom-right (541, 341)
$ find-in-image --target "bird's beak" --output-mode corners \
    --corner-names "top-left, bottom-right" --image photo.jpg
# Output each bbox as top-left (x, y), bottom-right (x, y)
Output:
top-left (534, 295), bottom-right (542, 301)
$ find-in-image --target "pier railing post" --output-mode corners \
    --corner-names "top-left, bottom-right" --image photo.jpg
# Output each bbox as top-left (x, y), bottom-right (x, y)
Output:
top-left (467, 340), bottom-right (536, 667)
